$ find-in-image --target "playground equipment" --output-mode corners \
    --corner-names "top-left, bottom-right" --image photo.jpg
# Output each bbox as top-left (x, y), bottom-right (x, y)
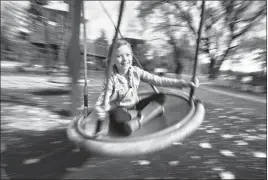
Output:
top-left (67, 0), bottom-right (206, 157)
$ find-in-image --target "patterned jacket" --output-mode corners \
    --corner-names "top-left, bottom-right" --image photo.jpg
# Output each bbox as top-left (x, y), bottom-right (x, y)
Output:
top-left (95, 66), bottom-right (186, 110)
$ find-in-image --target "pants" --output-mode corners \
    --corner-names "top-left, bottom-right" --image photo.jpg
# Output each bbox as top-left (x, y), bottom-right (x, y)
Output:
top-left (109, 93), bottom-right (166, 134)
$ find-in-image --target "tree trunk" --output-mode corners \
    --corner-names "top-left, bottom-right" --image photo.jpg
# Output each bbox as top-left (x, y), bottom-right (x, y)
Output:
top-left (208, 57), bottom-right (217, 79)
top-left (175, 61), bottom-right (183, 75)
top-left (66, 0), bottom-right (83, 116)
top-left (171, 43), bottom-right (184, 75)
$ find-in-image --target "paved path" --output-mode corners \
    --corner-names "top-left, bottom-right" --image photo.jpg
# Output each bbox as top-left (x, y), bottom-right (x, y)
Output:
top-left (200, 86), bottom-right (266, 104)
top-left (62, 85), bottom-right (266, 179)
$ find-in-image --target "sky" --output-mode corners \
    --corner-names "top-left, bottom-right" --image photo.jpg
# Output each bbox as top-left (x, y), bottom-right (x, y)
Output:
top-left (83, 1), bottom-right (142, 41)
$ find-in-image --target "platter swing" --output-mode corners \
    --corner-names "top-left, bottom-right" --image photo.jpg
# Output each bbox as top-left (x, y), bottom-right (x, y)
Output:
top-left (67, 0), bottom-right (206, 157)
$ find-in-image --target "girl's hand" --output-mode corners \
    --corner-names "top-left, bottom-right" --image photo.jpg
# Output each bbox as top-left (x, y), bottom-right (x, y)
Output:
top-left (189, 78), bottom-right (199, 88)
top-left (95, 105), bottom-right (107, 120)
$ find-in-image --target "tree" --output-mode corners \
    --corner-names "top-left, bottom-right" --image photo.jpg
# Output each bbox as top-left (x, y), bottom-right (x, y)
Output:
top-left (238, 37), bottom-right (267, 74)
top-left (137, 1), bottom-right (266, 79)
top-left (137, 1), bottom-right (196, 75)
top-left (125, 15), bottom-right (144, 37)
top-left (93, 29), bottom-right (109, 68)
top-left (95, 29), bottom-right (109, 47)
top-left (239, 37), bottom-right (266, 52)
top-left (202, 1), bottom-right (266, 78)
top-left (66, 0), bottom-right (83, 116)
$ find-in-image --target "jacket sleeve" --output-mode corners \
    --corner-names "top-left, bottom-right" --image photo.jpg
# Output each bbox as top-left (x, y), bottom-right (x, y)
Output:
top-left (95, 77), bottom-right (114, 108)
top-left (136, 67), bottom-right (187, 88)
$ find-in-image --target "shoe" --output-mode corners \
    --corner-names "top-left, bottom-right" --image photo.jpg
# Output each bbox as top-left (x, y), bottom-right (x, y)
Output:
top-left (159, 106), bottom-right (165, 116)
top-left (123, 116), bottom-right (141, 136)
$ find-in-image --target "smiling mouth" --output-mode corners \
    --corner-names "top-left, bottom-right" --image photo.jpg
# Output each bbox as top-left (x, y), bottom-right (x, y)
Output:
top-left (121, 62), bottom-right (130, 66)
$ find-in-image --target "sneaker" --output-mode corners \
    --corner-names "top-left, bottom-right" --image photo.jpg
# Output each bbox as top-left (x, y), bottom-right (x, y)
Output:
top-left (123, 116), bottom-right (142, 135)
top-left (159, 106), bottom-right (165, 116)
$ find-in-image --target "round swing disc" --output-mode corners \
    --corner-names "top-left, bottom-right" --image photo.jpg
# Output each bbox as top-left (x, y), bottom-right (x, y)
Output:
top-left (67, 88), bottom-right (205, 157)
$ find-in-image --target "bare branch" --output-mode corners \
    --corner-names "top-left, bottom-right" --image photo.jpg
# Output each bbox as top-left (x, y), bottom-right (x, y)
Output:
top-left (137, 0), bottom-right (170, 17)
top-left (169, 2), bottom-right (197, 35)
top-left (235, 1), bottom-right (254, 19)
top-left (219, 38), bottom-right (233, 64)
top-left (147, 37), bottom-right (167, 42)
top-left (153, 24), bottom-right (183, 32)
top-left (232, 7), bottom-right (266, 39)
top-left (201, 36), bottom-right (216, 61)
top-left (240, 6), bottom-right (266, 23)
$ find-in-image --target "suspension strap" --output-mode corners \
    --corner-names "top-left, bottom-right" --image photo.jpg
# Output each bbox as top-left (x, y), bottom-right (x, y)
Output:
top-left (82, 2), bottom-right (89, 117)
top-left (92, 0), bottom-right (125, 136)
top-left (189, 0), bottom-right (206, 102)
top-left (103, 0), bottom-right (125, 109)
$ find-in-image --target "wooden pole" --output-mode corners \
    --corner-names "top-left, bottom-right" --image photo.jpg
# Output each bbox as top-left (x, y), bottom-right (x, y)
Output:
top-left (66, 0), bottom-right (83, 116)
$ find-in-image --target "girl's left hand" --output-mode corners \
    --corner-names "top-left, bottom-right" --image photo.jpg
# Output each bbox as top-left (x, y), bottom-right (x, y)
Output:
top-left (95, 105), bottom-right (107, 120)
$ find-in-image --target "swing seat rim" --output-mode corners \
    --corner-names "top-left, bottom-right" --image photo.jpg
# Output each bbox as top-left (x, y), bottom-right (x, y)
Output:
top-left (77, 89), bottom-right (195, 142)
top-left (66, 89), bottom-right (205, 157)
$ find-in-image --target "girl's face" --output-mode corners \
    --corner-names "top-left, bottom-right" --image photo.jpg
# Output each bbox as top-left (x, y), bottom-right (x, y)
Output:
top-left (114, 44), bottom-right (133, 75)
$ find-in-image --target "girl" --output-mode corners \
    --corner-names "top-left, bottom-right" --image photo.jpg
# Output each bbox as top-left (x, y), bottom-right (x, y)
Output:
top-left (93, 39), bottom-right (199, 135)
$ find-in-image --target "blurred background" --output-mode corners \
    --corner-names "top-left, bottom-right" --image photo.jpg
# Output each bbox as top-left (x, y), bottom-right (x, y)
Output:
top-left (1, 1), bottom-right (267, 179)
top-left (1, 1), bottom-right (266, 78)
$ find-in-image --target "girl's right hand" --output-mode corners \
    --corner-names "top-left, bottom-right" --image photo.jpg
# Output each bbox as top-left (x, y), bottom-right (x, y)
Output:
top-left (190, 77), bottom-right (199, 88)
top-left (95, 105), bottom-right (107, 120)
top-left (183, 78), bottom-right (199, 88)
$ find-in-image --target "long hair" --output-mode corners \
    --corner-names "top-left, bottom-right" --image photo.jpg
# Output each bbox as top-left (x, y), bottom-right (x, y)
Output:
top-left (109, 39), bottom-right (133, 88)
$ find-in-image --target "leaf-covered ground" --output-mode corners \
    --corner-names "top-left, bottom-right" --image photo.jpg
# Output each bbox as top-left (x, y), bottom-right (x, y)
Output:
top-left (1, 71), bottom-right (266, 179)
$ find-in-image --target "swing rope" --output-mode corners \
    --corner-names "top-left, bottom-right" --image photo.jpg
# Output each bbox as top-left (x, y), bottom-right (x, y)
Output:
top-left (98, 0), bottom-right (206, 105)
top-left (91, 0), bottom-right (126, 135)
top-left (81, 0), bottom-right (205, 117)
top-left (99, 1), bottom-right (123, 38)
top-left (189, 0), bottom-right (206, 102)
top-left (82, 2), bottom-right (89, 117)
top-left (99, 1), bottom-right (159, 94)
top-left (104, 0), bottom-right (125, 95)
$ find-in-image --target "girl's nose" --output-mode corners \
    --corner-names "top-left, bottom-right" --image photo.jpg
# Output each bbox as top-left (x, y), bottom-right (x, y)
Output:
top-left (122, 55), bottom-right (128, 61)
